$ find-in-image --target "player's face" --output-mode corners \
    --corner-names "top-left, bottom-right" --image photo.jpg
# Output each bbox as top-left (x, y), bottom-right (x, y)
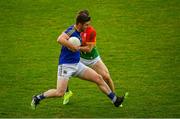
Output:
top-left (80, 21), bottom-right (90, 32)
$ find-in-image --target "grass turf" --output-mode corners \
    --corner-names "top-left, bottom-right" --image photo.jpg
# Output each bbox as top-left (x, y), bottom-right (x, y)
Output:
top-left (0, 0), bottom-right (179, 118)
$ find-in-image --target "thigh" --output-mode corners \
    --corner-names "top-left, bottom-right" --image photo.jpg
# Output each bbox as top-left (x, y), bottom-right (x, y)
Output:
top-left (56, 77), bottom-right (69, 93)
top-left (92, 59), bottom-right (109, 75)
top-left (57, 64), bottom-right (76, 93)
top-left (78, 66), bottom-right (101, 84)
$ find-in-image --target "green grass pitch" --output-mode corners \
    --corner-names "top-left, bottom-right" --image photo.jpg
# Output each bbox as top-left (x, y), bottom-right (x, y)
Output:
top-left (0, 0), bottom-right (179, 118)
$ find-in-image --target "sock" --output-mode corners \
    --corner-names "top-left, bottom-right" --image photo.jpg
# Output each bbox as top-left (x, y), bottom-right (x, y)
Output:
top-left (37, 93), bottom-right (46, 101)
top-left (108, 92), bottom-right (117, 103)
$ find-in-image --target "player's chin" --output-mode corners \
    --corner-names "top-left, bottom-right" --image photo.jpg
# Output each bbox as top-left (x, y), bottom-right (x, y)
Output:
top-left (81, 28), bottom-right (86, 32)
top-left (81, 29), bottom-right (85, 32)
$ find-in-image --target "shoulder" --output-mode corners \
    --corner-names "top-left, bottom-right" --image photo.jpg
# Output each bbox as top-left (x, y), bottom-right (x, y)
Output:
top-left (64, 25), bottom-right (76, 36)
top-left (87, 26), bottom-right (96, 32)
top-left (86, 26), bottom-right (96, 35)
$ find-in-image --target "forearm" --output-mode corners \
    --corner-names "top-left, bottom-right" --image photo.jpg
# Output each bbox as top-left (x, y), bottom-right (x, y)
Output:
top-left (57, 33), bottom-right (78, 52)
top-left (58, 38), bottom-right (74, 49)
top-left (79, 44), bottom-right (94, 53)
top-left (79, 46), bottom-right (91, 52)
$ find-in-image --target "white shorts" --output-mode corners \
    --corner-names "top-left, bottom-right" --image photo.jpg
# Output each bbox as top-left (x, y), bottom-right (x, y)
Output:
top-left (80, 56), bottom-right (101, 67)
top-left (57, 62), bottom-right (88, 80)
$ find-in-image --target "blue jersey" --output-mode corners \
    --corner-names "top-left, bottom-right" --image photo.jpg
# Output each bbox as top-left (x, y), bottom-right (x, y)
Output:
top-left (59, 25), bottom-right (82, 64)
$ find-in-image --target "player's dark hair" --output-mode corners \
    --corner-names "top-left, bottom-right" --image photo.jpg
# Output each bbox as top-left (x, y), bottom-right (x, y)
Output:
top-left (78, 9), bottom-right (89, 16)
top-left (76, 10), bottom-right (91, 25)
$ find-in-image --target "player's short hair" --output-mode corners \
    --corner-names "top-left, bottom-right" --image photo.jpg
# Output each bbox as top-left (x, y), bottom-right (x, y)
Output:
top-left (78, 9), bottom-right (89, 16)
top-left (76, 10), bottom-right (91, 25)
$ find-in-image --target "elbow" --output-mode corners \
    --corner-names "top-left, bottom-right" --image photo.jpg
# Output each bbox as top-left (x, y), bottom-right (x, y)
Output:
top-left (57, 38), bottom-right (62, 44)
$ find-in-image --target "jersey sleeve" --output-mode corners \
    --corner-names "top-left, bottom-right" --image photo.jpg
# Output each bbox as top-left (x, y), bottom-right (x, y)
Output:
top-left (64, 26), bottom-right (75, 37)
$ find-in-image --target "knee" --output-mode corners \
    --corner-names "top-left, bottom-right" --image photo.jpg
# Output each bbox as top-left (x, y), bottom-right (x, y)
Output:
top-left (102, 72), bottom-right (111, 81)
top-left (95, 74), bottom-right (104, 84)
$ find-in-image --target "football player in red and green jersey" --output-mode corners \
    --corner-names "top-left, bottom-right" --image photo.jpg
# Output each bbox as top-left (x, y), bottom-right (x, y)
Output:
top-left (80, 25), bottom-right (115, 92)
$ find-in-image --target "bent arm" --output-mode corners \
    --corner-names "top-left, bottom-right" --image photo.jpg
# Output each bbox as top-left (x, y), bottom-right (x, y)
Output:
top-left (57, 32), bottom-right (79, 52)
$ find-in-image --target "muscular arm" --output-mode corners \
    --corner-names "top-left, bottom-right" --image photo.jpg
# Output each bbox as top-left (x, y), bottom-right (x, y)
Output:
top-left (57, 32), bottom-right (79, 52)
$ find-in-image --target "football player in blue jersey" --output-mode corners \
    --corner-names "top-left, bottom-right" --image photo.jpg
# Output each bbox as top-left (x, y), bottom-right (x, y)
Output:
top-left (31, 11), bottom-right (125, 110)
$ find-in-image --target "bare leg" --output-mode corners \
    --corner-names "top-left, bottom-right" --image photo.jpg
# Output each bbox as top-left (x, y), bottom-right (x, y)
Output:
top-left (92, 60), bottom-right (115, 92)
top-left (43, 78), bottom-right (69, 98)
top-left (78, 67), bottom-right (125, 107)
top-left (78, 67), bottom-right (111, 95)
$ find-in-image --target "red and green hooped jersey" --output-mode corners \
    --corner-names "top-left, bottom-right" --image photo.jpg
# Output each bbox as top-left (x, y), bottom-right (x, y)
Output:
top-left (80, 26), bottom-right (99, 60)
